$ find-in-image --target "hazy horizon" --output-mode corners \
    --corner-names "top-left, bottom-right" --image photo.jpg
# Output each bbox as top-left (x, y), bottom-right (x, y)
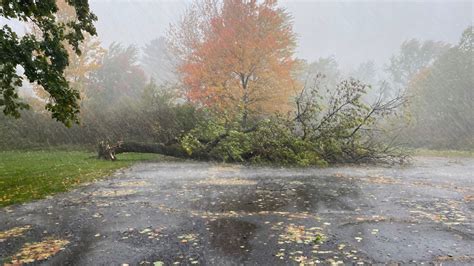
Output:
top-left (90, 0), bottom-right (472, 70)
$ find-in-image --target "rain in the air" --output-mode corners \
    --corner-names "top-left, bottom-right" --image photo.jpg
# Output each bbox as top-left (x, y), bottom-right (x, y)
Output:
top-left (0, 0), bottom-right (473, 265)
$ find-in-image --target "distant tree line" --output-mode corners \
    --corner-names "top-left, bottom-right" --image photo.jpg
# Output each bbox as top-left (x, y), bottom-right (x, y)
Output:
top-left (387, 27), bottom-right (473, 150)
top-left (1, 0), bottom-right (472, 164)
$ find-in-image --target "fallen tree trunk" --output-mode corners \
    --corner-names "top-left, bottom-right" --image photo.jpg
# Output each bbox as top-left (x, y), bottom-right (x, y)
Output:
top-left (97, 140), bottom-right (220, 161)
top-left (98, 126), bottom-right (260, 161)
top-left (98, 141), bottom-right (189, 161)
top-left (115, 142), bottom-right (185, 156)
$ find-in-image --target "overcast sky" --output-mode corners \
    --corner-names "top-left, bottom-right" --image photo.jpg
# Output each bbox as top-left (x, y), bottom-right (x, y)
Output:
top-left (89, 0), bottom-right (472, 70)
top-left (2, 1), bottom-right (471, 70)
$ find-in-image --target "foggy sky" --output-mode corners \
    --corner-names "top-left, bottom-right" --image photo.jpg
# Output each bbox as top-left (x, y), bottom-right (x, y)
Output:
top-left (90, 0), bottom-right (472, 70)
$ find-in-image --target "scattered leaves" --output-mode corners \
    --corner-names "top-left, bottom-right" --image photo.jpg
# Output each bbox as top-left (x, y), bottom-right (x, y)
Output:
top-left (277, 224), bottom-right (325, 245)
top-left (117, 181), bottom-right (150, 187)
top-left (10, 239), bottom-right (69, 264)
top-left (178, 233), bottom-right (198, 244)
top-left (0, 225), bottom-right (31, 242)
top-left (92, 189), bottom-right (137, 197)
top-left (196, 178), bottom-right (257, 186)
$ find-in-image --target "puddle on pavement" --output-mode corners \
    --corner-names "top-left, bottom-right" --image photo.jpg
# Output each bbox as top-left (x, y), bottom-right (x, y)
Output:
top-left (189, 177), bottom-right (359, 214)
top-left (208, 218), bottom-right (256, 258)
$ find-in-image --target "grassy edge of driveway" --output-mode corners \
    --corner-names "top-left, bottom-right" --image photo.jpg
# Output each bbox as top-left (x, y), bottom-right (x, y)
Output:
top-left (0, 150), bottom-right (166, 207)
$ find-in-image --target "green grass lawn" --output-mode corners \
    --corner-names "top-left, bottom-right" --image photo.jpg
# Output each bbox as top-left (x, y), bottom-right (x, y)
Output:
top-left (0, 150), bottom-right (165, 207)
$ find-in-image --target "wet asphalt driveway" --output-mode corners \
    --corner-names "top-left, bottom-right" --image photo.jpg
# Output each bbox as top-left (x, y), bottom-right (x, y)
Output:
top-left (1, 156), bottom-right (473, 265)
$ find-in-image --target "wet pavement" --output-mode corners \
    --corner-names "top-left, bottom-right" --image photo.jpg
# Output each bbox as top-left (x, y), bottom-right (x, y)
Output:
top-left (1, 156), bottom-right (473, 265)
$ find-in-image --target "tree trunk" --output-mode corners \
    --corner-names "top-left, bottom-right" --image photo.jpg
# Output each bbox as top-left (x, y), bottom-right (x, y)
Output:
top-left (97, 125), bottom-right (259, 161)
top-left (97, 140), bottom-right (219, 161)
top-left (97, 141), bottom-right (188, 161)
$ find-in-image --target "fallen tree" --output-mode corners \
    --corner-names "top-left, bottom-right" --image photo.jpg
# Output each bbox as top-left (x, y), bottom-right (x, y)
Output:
top-left (98, 141), bottom-right (187, 161)
top-left (97, 124), bottom-right (260, 161)
top-left (97, 78), bottom-right (409, 165)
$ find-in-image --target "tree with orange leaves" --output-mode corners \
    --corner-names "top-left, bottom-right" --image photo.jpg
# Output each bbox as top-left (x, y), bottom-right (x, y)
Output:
top-left (31, 0), bottom-right (105, 107)
top-left (170, 0), bottom-right (297, 127)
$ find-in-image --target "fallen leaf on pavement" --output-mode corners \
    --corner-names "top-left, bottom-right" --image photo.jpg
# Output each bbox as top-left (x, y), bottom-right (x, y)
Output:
top-left (10, 238), bottom-right (69, 264)
top-left (0, 225), bottom-right (32, 242)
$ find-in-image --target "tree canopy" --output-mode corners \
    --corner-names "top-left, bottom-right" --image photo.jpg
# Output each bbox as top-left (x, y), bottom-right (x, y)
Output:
top-left (386, 39), bottom-right (450, 88)
top-left (0, 0), bottom-right (97, 126)
top-left (141, 37), bottom-right (177, 85)
top-left (170, 0), bottom-right (297, 127)
top-left (405, 26), bottom-right (473, 149)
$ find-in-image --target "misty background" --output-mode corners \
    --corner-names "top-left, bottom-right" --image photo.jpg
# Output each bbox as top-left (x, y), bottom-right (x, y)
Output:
top-left (90, 0), bottom-right (472, 70)
top-left (1, 0), bottom-right (472, 152)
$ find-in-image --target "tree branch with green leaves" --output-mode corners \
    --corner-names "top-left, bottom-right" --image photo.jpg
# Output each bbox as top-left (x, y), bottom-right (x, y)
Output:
top-left (0, 0), bottom-right (97, 126)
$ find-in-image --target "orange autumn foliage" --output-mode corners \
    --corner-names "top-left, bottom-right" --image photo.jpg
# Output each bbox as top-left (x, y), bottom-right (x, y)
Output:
top-left (31, 0), bottom-right (105, 108)
top-left (171, 0), bottom-right (298, 123)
